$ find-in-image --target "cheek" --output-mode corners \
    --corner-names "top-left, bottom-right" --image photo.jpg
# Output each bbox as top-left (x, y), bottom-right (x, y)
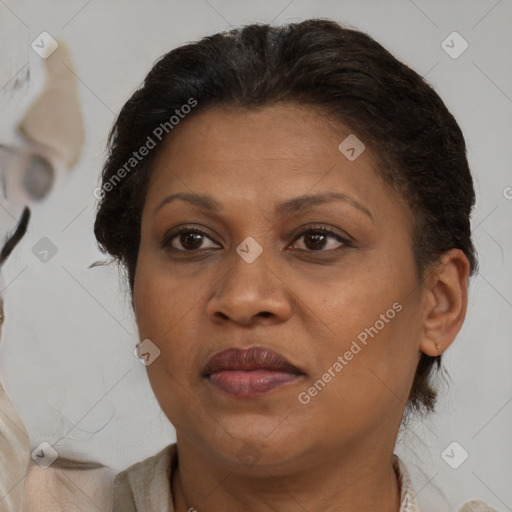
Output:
top-left (338, 312), bottom-right (418, 413)
top-left (133, 252), bottom-right (193, 341)
top-left (298, 277), bottom-right (419, 419)
top-left (304, 266), bottom-right (403, 351)
top-left (133, 256), bottom-right (204, 395)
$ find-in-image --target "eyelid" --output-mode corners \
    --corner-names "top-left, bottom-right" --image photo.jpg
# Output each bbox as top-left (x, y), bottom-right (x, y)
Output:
top-left (289, 223), bottom-right (354, 245)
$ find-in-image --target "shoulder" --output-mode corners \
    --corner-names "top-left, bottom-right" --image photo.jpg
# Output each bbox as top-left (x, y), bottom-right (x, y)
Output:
top-left (457, 501), bottom-right (498, 512)
top-left (115, 443), bottom-right (176, 483)
top-left (113, 443), bottom-right (177, 512)
top-left (393, 455), bottom-right (498, 512)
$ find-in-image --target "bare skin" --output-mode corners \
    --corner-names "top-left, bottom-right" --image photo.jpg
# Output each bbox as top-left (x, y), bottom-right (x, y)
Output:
top-left (133, 103), bottom-right (470, 512)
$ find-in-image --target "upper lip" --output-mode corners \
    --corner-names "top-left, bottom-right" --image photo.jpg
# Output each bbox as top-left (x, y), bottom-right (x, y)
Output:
top-left (202, 347), bottom-right (304, 376)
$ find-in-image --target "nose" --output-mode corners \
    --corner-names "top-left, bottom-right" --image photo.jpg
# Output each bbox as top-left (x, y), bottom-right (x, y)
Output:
top-left (205, 243), bottom-right (293, 326)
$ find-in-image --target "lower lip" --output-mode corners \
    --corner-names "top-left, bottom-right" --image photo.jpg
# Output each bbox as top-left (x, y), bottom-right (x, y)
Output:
top-left (206, 370), bottom-right (302, 397)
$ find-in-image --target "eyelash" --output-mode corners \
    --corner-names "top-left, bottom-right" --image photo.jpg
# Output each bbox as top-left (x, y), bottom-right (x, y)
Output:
top-left (162, 224), bottom-right (353, 254)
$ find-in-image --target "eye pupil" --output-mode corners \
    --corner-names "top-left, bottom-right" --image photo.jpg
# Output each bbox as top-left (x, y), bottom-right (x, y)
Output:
top-left (180, 232), bottom-right (203, 250)
top-left (304, 232), bottom-right (327, 250)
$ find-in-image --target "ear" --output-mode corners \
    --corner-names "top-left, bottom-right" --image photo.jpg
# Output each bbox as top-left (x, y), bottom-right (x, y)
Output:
top-left (418, 248), bottom-right (471, 357)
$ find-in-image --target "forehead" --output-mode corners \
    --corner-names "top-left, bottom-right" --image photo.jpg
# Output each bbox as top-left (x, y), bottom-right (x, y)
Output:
top-left (144, 104), bottom-right (408, 226)
top-left (154, 103), bottom-right (358, 170)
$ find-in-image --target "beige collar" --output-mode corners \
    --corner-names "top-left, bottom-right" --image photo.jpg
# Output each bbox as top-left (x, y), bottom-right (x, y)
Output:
top-left (393, 454), bottom-right (421, 511)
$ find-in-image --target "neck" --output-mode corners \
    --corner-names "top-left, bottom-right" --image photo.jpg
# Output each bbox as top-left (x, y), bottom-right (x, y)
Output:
top-left (171, 435), bottom-right (401, 512)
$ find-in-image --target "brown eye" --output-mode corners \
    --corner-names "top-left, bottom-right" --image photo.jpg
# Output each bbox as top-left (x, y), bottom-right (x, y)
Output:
top-left (290, 227), bottom-right (350, 252)
top-left (163, 228), bottom-right (220, 252)
top-left (175, 232), bottom-right (204, 250)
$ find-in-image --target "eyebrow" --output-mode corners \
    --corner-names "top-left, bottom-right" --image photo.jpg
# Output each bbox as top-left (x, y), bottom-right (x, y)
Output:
top-left (153, 191), bottom-right (373, 221)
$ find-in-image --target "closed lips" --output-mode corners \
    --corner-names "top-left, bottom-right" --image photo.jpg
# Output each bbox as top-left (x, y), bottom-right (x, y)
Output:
top-left (202, 346), bottom-right (304, 375)
top-left (202, 346), bottom-right (305, 398)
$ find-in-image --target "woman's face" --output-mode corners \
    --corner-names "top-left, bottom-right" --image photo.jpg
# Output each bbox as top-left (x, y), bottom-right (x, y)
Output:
top-left (134, 103), bottom-right (425, 469)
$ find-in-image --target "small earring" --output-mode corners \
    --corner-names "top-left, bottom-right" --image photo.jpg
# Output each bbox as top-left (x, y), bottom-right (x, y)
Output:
top-left (434, 342), bottom-right (441, 350)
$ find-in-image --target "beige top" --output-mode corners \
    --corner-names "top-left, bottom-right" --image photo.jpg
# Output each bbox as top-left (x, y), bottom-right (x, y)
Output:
top-left (113, 443), bottom-right (497, 512)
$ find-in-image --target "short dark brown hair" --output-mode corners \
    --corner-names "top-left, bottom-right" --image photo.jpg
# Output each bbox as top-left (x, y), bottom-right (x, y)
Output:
top-left (94, 19), bottom-right (478, 415)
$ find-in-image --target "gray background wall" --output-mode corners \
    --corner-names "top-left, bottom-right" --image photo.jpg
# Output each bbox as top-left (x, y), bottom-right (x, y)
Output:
top-left (1, 1), bottom-right (511, 510)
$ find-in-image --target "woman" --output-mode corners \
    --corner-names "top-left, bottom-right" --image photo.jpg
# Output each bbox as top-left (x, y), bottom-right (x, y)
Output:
top-left (94, 19), bottom-right (494, 512)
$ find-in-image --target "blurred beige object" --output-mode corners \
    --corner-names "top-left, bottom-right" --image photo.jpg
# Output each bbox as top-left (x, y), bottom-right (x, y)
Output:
top-left (23, 460), bottom-right (114, 512)
top-left (0, 381), bottom-right (30, 511)
top-left (18, 41), bottom-right (85, 169)
top-left (458, 500), bottom-right (499, 512)
top-left (0, 208), bottom-right (31, 511)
